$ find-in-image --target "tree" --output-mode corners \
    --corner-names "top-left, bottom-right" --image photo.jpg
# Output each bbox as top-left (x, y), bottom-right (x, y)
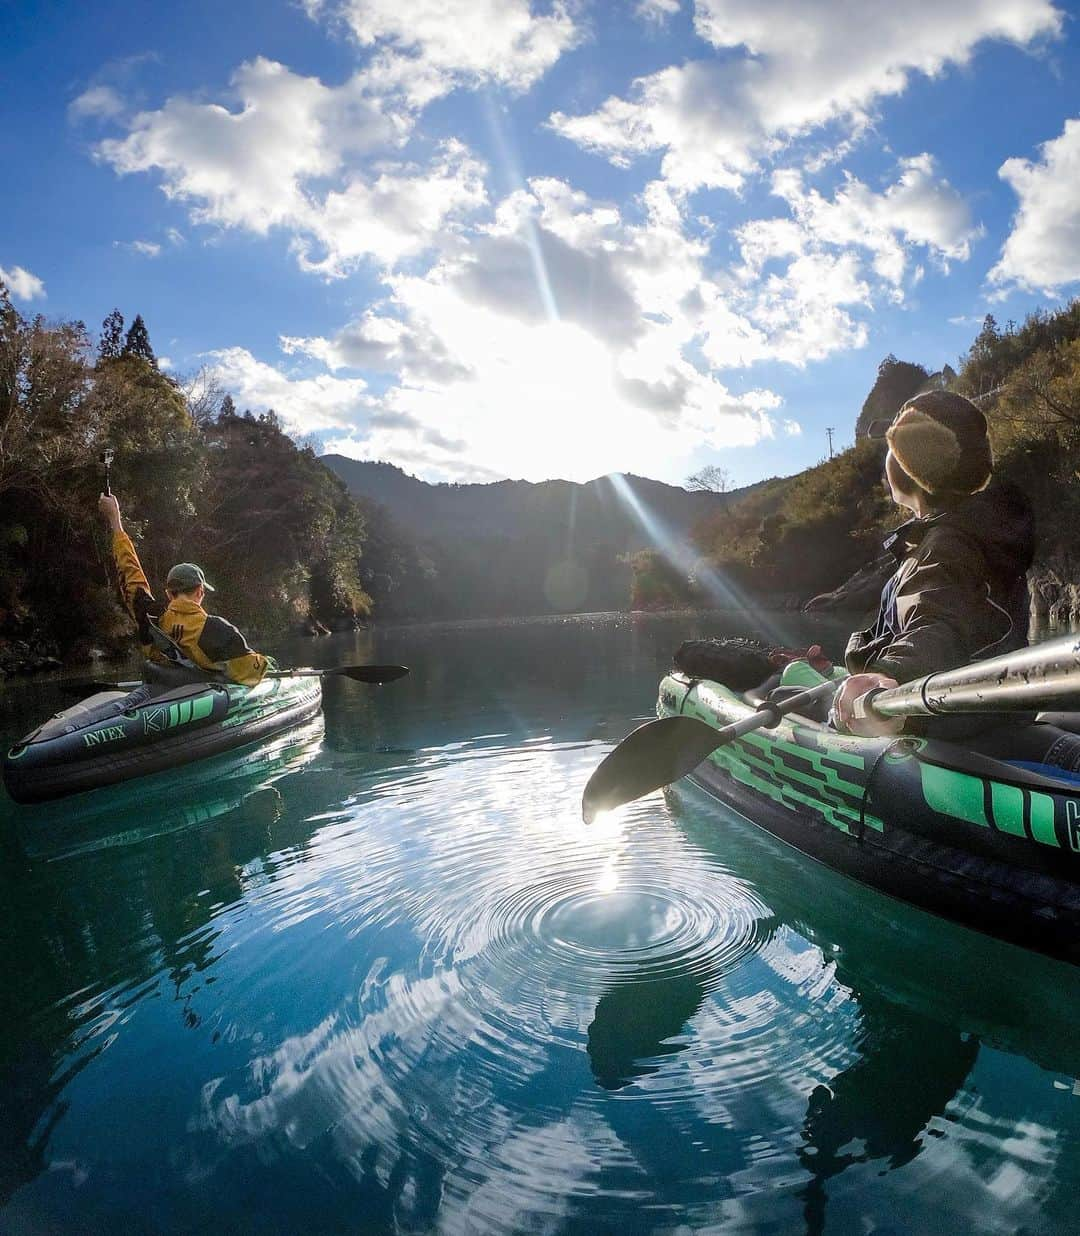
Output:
top-left (855, 355), bottom-right (929, 439)
top-left (628, 549), bottom-right (699, 610)
top-left (198, 409), bottom-right (370, 632)
top-left (959, 315), bottom-right (1007, 399)
top-left (122, 314), bottom-right (156, 367)
top-left (179, 367), bottom-right (225, 428)
top-left (220, 393), bottom-right (236, 419)
top-left (98, 309), bottom-right (124, 364)
top-left (0, 286), bottom-right (94, 505)
top-left (990, 339), bottom-right (1080, 452)
top-left (685, 464), bottom-right (731, 493)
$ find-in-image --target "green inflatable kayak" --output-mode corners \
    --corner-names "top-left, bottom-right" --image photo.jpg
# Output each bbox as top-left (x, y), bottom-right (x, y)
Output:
top-left (3, 675), bottom-right (323, 805)
top-left (658, 670), bottom-right (1080, 966)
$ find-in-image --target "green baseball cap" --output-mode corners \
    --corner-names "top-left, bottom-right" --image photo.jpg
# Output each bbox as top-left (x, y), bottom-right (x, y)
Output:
top-left (166, 562), bottom-right (215, 592)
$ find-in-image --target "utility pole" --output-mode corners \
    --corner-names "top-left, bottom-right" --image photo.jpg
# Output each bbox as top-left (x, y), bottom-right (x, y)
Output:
top-left (825, 427), bottom-right (835, 459)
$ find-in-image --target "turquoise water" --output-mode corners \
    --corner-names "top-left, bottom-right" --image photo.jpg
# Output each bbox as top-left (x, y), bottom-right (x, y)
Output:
top-left (2, 612), bottom-right (1080, 1234)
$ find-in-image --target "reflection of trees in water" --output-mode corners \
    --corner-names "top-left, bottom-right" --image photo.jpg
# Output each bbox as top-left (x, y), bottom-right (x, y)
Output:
top-left (587, 973), bottom-right (707, 1090)
top-left (583, 941), bottom-right (980, 1235)
top-left (0, 776), bottom-right (315, 1206)
top-left (668, 802), bottom-right (1080, 1233)
top-left (795, 998), bottom-right (979, 1236)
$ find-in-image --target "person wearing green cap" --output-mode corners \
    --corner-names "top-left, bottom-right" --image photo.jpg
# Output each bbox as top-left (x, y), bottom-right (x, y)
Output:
top-left (99, 493), bottom-right (269, 687)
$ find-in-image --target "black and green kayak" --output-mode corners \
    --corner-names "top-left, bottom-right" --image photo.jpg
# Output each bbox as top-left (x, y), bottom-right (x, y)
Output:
top-left (3, 675), bottom-right (323, 805)
top-left (658, 671), bottom-right (1080, 967)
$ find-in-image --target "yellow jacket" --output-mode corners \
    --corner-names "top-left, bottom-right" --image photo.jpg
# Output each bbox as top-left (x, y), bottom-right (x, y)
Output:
top-left (112, 530), bottom-right (268, 687)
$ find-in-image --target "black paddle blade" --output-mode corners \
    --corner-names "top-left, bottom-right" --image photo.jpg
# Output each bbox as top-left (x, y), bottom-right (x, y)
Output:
top-left (582, 715), bottom-right (727, 824)
top-left (337, 664), bottom-right (410, 684)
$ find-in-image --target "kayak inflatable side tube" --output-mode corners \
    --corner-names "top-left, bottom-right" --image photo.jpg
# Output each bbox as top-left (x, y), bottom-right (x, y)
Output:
top-left (3, 679), bottom-right (322, 805)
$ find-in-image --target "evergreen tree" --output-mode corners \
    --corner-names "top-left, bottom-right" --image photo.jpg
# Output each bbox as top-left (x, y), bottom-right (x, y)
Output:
top-left (219, 393), bottom-right (236, 419)
top-left (98, 309), bottom-right (124, 364)
top-left (122, 314), bottom-right (156, 367)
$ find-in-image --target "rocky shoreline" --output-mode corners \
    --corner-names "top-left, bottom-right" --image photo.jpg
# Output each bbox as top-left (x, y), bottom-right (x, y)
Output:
top-left (1029, 564), bottom-right (1080, 629)
top-left (0, 637), bottom-right (64, 680)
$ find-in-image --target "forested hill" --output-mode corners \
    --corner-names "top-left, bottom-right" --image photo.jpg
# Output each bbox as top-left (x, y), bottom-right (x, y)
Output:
top-left (692, 301), bottom-right (1080, 624)
top-left (322, 457), bottom-right (732, 543)
top-left (323, 456), bottom-right (740, 618)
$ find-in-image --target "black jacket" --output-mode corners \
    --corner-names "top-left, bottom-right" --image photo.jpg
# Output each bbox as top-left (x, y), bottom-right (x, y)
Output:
top-left (845, 482), bottom-right (1035, 685)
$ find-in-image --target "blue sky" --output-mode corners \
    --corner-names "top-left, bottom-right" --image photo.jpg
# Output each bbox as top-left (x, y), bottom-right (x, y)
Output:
top-left (3, 0), bottom-right (1079, 487)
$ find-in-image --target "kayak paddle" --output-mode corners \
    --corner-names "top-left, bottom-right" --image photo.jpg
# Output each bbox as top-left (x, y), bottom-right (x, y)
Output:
top-left (266, 665), bottom-right (410, 684)
top-left (581, 633), bottom-right (1080, 823)
top-left (582, 680), bottom-right (838, 824)
top-left (59, 664), bottom-right (410, 697)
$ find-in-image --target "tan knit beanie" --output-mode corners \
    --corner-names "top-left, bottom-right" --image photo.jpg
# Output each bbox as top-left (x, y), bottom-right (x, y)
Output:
top-left (886, 391), bottom-right (992, 496)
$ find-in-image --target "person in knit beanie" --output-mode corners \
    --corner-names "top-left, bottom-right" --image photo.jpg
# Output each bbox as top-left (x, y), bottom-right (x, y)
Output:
top-left (885, 391), bottom-right (992, 500)
top-left (833, 390), bottom-right (1035, 736)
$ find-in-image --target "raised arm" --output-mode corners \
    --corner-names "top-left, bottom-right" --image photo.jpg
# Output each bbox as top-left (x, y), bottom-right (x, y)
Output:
top-left (99, 494), bottom-right (157, 644)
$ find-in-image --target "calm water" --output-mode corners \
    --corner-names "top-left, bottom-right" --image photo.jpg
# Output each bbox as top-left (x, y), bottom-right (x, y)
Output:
top-left (2, 612), bottom-right (1080, 1235)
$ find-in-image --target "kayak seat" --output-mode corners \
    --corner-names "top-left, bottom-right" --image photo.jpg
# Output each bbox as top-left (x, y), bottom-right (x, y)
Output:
top-left (970, 720), bottom-right (1080, 778)
top-left (1005, 761), bottom-right (1080, 785)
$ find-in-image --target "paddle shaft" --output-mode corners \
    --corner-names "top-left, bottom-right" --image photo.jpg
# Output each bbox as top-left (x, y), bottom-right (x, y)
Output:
top-left (92, 670), bottom-right (362, 688)
top-left (62, 664), bottom-right (408, 695)
top-left (856, 632), bottom-right (1080, 721)
top-left (712, 678), bottom-right (838, 740)
top-left (265, 667), bottom-right (408, 682)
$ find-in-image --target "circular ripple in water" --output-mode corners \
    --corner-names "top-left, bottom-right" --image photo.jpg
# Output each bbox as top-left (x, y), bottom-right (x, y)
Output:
top-left (197, 740), bottom-right (863, 1232)
top-left (476, 860), bottom-right (770, 997)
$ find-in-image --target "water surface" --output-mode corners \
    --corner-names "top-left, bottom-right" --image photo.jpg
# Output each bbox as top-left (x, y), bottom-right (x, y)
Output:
top-left (2, 612), bottom-right (1080, 1234)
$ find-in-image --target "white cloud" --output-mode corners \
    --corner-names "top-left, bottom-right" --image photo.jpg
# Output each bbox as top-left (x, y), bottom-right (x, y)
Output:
top-left (989, 117), bottom-right (1080, 294)
top-left (321, 312), bottom-right (781, 483)
top-left (769, 157), bottom-right (982, 289)
top-left (205, 347), bottom-right (370, 434)
top-left (69, 84), bottom-right (125, 121)
top-left (313, 0), bottom-right (580, 97)
top-left (115, 239), bottom-right (162, 257)
top-left (296, 141), bottom-right (488, 276)
top-left (283, 178), bottom-right (785, 482)
top-left (0, 264), bottom-right (46, 301)
top-left (281, 158), bottom-right (988, 475)
top-left (282, 311), bottom-right (471, 384)
top-left (94, 60), bottom-right (489, 277)
top-left (701, 250), bottom-right (870, 369)
top-left (692, 156), bottom-right (980, 369)
top-left (637, 0), bottom-right (681, 21)
top-left (98, 58), bottom-right (402, 235)
top-left (550, 0), bottom-right (1062, 193)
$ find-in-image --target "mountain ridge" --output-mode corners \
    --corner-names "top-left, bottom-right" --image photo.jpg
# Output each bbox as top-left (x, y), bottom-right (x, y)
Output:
top-left (321, 454), bottom-right (757, 543)
top-left (320, 454), bottom-right (770, 617)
